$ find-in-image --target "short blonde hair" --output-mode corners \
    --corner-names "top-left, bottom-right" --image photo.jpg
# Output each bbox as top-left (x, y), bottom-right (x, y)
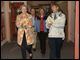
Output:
top-left (39, 7), bottom-right (46, 15)
top-left (19, 5), bottom-right (27, 12)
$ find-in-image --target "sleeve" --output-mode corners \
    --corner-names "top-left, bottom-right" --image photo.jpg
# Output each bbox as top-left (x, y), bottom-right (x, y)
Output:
top-left (34, 17), bottom-right (37, 32)
top-left (15, 15), bottom-right (22, 28)
top-left (52, 14), bottom-right (66, 28)
top-left (45, 16), bottom-right (50, 29)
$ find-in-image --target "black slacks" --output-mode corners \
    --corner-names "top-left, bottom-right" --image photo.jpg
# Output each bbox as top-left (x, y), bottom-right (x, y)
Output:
top-left (48, 38), bottom-right (62, 59)
top-left (38, 31), bottom-right (47, 54)
top-left (21, 31), bottom-right (32, 59)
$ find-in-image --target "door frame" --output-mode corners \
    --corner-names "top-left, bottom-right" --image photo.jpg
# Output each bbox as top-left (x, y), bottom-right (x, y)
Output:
top-left (75, 1), bottom-right (79, 59)
top-left (1, 1), bottom-right (6, 41)
top-left (11, 2), bottom-right (24, 34)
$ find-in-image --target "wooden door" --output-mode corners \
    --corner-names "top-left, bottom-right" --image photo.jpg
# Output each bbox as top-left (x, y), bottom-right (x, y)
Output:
top-left (1, 1), bottom-right (6, 41)
top-left (75, 1), bottom-right (79, 59)
top-left (11, 2), bottom-right (24, 34)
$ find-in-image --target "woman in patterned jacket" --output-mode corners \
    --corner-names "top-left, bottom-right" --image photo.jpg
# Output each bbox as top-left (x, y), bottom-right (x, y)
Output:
top-left (16, 5), bottom-right (33, 59)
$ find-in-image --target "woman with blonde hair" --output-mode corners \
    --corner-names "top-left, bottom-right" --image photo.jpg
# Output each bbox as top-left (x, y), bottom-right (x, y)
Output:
top-left (34, 7), bottom-right (48, 57)
top-left (16, 5), bottom-right (33, 59)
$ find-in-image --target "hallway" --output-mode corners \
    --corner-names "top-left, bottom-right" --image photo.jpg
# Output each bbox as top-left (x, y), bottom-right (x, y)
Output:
top-left (1, 1), bottom-right (79, 59)
top-left (1, 38), bottom-right (74, 59)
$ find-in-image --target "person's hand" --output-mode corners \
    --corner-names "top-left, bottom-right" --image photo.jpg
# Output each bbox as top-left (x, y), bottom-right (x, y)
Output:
top-left (48, 22), bottom-right (53, 27)
top-left (23, 23), bottom-right (28, 28)
top-left (23, 23), bottom-right (28, 26)
top-left (34, 31), bottom-right (37, 35)
top-left (51, 22), bottom-right (53, 25)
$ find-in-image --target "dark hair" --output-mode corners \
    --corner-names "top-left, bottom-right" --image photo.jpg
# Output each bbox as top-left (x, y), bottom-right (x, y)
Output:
top-left (59, 9), bottom-right (64, 13)
top-left (46, 12), bottom-right (50, 15)
top-left (30, 8), bottom-right (36, 12)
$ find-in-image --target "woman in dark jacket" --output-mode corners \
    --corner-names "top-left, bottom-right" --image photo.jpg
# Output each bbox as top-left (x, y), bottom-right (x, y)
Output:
top-left (34, 7), bottom-right (48, 57)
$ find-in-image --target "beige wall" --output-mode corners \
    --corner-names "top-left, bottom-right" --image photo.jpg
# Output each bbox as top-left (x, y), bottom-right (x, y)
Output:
top-left (68, 1), bottom-right (72, 40)
top-left (68, 1), bottom-right (75, 43)
top-left (1, 1), bottom-right (10, 47)
top-left (4, 1), bottom-right (10, 41)
top-left (70, 1), bottom-right (75, 43)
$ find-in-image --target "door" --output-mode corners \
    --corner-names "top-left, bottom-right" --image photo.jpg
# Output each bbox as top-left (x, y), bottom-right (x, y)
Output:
top-left (1, 1), bottom-right (6, 41)
top-left (11, 2), bottom-right (24, 34)
top-left (75, 1), bottom-right (79, 59)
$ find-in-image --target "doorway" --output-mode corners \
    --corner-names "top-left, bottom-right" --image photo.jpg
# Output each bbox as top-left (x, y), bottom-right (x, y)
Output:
top-left (10, 2), bottom-right (24, 40)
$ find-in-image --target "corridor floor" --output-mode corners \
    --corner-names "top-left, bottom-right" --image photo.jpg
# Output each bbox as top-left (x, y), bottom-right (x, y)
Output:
top-left (1, 38), bottom-right (74, 59)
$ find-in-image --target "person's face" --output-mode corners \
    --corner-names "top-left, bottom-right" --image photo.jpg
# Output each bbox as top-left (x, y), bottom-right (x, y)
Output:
top-left (52, 5), bottom-right (59, 13)
top-left (40, 9), bottom-right (44, 15)
top-left (21, 6), bottom-right (27, 14)
top-left (31, 9), bottom-right (35, 15)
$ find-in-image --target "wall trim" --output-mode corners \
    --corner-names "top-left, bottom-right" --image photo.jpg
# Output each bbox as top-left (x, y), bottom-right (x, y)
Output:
top-left (1, 39), bottom-right (7, 47)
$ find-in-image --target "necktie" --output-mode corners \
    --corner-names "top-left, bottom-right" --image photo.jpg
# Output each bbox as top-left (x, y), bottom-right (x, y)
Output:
top-left (54, 14), bottom-right (56, 20)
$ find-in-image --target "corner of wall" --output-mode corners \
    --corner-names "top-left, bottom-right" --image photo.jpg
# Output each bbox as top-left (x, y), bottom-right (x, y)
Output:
top-left (1, 39), bottom-right (7, 47)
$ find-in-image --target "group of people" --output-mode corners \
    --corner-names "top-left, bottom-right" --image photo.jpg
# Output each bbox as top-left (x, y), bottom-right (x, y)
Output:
top-left (16, 2), bottom-right (66, 59)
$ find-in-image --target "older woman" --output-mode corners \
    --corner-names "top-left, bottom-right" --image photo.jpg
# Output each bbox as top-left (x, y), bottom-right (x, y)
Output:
top-left (16, 5), bottom-right (33, 59)
top-left (34, 7), bottom-right (48, 57)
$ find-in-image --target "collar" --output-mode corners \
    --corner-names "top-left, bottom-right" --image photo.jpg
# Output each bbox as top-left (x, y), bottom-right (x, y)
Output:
top-left (51, 12), bottom-right (60, 18)
top-left (53, 12), bottom-right (60, 16)
top-left (40, 15), bottom-right (44, 18)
